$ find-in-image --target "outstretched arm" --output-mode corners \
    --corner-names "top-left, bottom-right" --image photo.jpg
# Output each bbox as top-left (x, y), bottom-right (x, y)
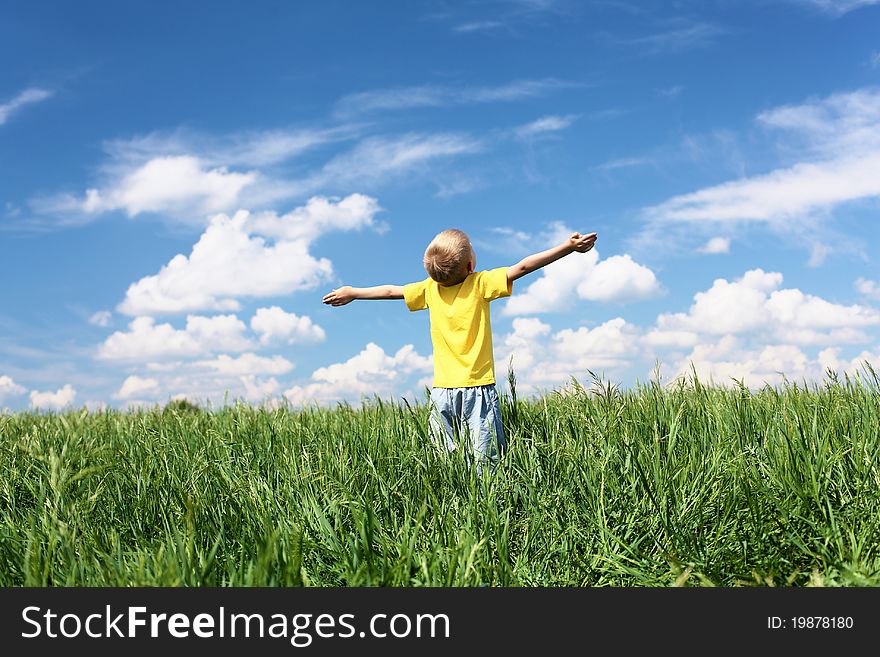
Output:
top-left (322, 284), bottom-right (404, 307)
top-left (507, 232), bottom-right (597, 283)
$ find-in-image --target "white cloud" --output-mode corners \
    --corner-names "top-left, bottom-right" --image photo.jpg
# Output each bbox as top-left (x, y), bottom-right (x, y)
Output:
top-left (250, 306), bottom-right (325, 345)
top-left (818, 347), bottom-right (880, 376)
top-left (28, 127), bottom-right (472, 227)
top-left (612, 22), bottom-right (724, 53)
top-left (114, 376), bottom-right (160, 400)
top-left (503, 224), bottom-right (661, 315)
top-left (789, 0), bottom-right (880, 16)
top-left (576, 254), bottom-right (661, 303)
top-left (656, 268), bottom-right (880, 345)
top-left (500, 264), bottom-right (880, 395)
top-left (757, 88), bottom-right (880, 156)
top-left (658, 85), bottom-right (685, 98)
top-left (669, 339), bottom-right (815, 388)
top-left (81, 156), bottom-right (257, 219)
top-left (472, 227), bottom-right (532, 254)
top-left (76, 127), bottom-right (357, 219)
top-left (496, 317), bottom-right (643, 393)
top-left (30, 384), bottom-right (76, 410)
top-left (642, 88), bottom-right (880, 258)
top-left (872, 51), bottom-right (880, 68)
top-left (657, 269), bottom-right (780, 335)
top-left (642, 328), bottom-right (699, 349)
top-left (0, 87), bottom-right (53, 126)
top-left (697, 237), bottom-right (730, 254)
top-left (554, 318), bottom-right (643, 371)
top-left (0, 375), bottom-right (26, 402)
top-left (115, 354), bottom-right (293, 407)
top-left (505, 249), bottom-right (589, 315)
top-left (335, 78), bottom-right (571, 115)
top-left (591, 156), bottom-right (654, 172)
top-left (283, 343), bottom-right (431, 405)
top-left (497, 317), bottom-right (552, 372)
top-left (514, 114), bottom-right (578, 139)
top-left (89, 311), bottom-right (113, 327)
top-left (240, 375), bottom-right (281, 402)
top-left (194, 353), bottom-right (294, 376)
top-left (315, 134), bottom-right (481, 188)
top-left (646, 154), bottom-right (880, 224)
top-left (454, 21), bottom-right (505, 33)
top-left (246, 194), bottom-right (381, 242)
top-left (101, 126), bottom-right (358, 170)
top-left (118, 194), bottom-right (379, 316)
top-left (856, 277), bottom-right (880, 300)
top-left (98, 315), bottom-right (251, 361)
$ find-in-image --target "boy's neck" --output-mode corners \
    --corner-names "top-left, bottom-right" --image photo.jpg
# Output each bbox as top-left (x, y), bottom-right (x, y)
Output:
top-left (439, 272), bottom-right (471, 287)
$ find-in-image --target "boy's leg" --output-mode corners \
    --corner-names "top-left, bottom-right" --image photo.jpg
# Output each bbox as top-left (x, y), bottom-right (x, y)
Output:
top-left (428, 387), bottom-right (461, 452)
top-left (464, 384), bottom-right (507, 473)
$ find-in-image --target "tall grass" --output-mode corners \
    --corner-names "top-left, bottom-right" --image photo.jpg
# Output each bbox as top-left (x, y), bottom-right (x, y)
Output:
top-left (1, 365), bottom-right (879, 586)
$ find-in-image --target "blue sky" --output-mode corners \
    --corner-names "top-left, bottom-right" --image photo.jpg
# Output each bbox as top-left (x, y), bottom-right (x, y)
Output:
top-left (2, 0), bottom-right (880, 410)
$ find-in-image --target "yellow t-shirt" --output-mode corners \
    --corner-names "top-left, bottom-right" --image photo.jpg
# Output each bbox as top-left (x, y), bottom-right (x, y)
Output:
top-left (403, 267), bottom-right (512, 388)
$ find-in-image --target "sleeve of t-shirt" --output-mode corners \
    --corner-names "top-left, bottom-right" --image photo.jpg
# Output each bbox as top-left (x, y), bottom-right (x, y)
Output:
top-left (403, 278), bottom-right (430, 311)
top-left (478, 267), bottom-right (513, 301)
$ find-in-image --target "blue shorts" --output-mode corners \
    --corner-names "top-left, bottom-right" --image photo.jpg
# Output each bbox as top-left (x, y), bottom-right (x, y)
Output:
top-left (428, 384), bottom-right (507, 469)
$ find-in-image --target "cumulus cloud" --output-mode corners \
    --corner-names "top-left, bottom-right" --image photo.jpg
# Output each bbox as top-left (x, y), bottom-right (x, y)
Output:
top-left (80, 155), bottom-right (257, 219)
top-left (668, 338), bottom-right (815, 388)
top-left (0, 375), bottom-right (26, 402)
top-left (29, 127), bottom-right (475, 227)
top-left (576, 254), bottom-right (661, 303)
top-left (497, 267), bottom-right (880, 395)
top-left (194, 353), bottom-right (294, 376)
top-left (656, 268), bottom-right (880, 344)
top-left (856, 277), bottom-right (880, 301)
top-left (31, 127), bottom-right (356, 225)
top-left (98, 315), bottom-right (252, 361)
top-left (114, 353), bottom-right (294, 407)
top-left (118, 194), bottom-right (380, 316)
top-left (503, 224), bottom-right (661, 315)
top-left (250, 307), bottom-right (325, 345)
top-left (283, 343), bottom-right (431, 405)
top-left (818, 347), bottom-right (880, 376)
top-left (697, 237), bottom-right (730, 254)
top-left (240, 375), bottom-right (281, 402)
top-left (30, 384), bottom-right (76, 410)
top-left (246, 194), bottom-right (381, 242)
top-left (114, 376), bottom-right (160, 400)
top-left (0, 87), bottom-right (53, 126)
top-left (496, 317), bottom-right (643, 393)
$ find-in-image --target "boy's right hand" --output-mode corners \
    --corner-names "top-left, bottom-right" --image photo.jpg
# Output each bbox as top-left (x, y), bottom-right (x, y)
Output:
top-left (323, 286), bottom-right (355, 306)
top-left (569, 232), bottom-right (597, 253)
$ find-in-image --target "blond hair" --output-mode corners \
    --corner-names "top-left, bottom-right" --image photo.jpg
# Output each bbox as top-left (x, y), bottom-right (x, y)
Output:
top-left (423, 229), bottom-right (472, 285)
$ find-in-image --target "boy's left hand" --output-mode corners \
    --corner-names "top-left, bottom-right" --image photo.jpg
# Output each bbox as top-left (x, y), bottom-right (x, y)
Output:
top-left (323, 286), bottom-right (355, 306)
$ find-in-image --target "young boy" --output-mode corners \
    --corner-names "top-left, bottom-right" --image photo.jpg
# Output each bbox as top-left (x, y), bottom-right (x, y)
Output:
top-left (322, 228), bottom-right (597, 471)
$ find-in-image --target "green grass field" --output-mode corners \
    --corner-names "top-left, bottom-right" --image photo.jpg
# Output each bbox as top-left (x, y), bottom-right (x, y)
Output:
top-left (2, 367), bottom-right (879, 587)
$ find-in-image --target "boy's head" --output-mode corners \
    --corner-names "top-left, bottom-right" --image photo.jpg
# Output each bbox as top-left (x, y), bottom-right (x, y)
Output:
top-left (423, 228), bottom-right (475, 286)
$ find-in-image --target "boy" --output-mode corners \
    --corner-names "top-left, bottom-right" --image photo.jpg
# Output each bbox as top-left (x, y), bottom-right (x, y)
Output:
top-left (322, 228), bottom-right (597, 471)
